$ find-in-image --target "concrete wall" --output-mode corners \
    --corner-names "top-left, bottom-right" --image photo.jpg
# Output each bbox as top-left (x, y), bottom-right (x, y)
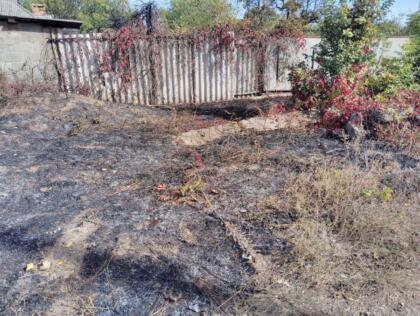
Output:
top-left (377, 37), bottom-right (411, 58)
top-left (0, 20), bottom-right (78, 82)
top-left (300, 37), bottom-right (410, 62)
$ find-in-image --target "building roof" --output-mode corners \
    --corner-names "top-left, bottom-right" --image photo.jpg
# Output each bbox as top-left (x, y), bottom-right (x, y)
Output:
top-left (0, 0), bottom-right (82, 28)
top-left (0, 0), bottom-right (32, 18)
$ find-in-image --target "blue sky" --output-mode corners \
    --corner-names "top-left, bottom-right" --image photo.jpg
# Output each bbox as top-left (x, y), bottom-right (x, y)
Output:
top-left (389, 0), bottom-right (419, 17)
top-left (130, 0), bottom-right (419, 21)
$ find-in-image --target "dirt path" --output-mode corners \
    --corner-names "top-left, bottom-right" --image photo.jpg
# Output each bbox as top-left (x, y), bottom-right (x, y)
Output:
top-left (176, 111), bottom-right (311, 146)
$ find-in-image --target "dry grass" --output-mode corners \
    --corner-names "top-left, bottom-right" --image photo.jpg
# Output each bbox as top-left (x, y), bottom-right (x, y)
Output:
top-left (374, 122), bottom-right (420, 157)
top-left (238, 163), bottom-right (419, 315)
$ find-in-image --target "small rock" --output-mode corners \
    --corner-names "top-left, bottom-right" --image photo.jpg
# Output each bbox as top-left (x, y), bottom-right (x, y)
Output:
top-left (110, 180), bottom-right (120, 187)
top-left (164, 288), bottom-right (182, 302)
top-left (241, 253), bottom-right (253, 261)
top-left (239, 208), bottom-right (248, 213)
top-left (63, 123), bottom-right (73, 132)
top-left (276, 278), bottom-right (291, 287)
top-left (63, 241), bottom-right (75, 248)
top-left (40, 187), bottom-right (52, 193)
top-left (372, 109), bottom-right (393, 123)
top-left (345, 112), bottom-right (365, 140)
top-left (188, 303), bottom-right (202, 313)
top-left (57, 259), bottom-right (65, 265)
top-left (39, 260), bottom-right (51, 271)
top-left (0, 96), bottom-right (8, 105)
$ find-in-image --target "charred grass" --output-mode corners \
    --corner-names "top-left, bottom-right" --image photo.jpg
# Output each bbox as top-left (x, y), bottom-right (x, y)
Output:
top-left (0, 94), bottom-right (418, 315)
top-left (186, 127), bottom-right (419, 315)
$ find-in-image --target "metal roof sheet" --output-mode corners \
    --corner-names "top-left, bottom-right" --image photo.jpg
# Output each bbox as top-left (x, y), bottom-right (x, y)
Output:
top-left (0, 0), bottom-right (33, 18)
top-left (0, 0), bottom-right (82, 28)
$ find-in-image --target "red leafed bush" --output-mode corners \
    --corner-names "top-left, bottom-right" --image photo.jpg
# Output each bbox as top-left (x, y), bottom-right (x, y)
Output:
top-left (290, 66), bottom-right (328, 110)
top-left (370, 90), bottom-right (420, 150)
top-left (291, 64), bottom-right (381, 131)
top-left (378, 89), bottom-right (420, 116)
top-left (329, 71), bottom-right (380, 122)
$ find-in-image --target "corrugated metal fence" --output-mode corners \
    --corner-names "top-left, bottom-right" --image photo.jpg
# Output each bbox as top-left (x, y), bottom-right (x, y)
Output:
top-left (50, 31), bottom-right (299, 106)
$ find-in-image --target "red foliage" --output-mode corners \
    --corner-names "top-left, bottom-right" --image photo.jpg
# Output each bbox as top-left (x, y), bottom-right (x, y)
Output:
top-left (268, 103), bottom-right (287, 116)
top-left (381, 89), bottom-right (420, 114)
top-left (190, 116), bottom-right (227, 130)
top-left (329, 71), bottom-right (380, 123)
top-left (291, 64), bottom-right (381, 131)
top-left (194, 151), bottom-right (206, 170)
top-left (96, 22), bottom-right (305, 92)
top-left (1, 81), bottom-right (55, 97)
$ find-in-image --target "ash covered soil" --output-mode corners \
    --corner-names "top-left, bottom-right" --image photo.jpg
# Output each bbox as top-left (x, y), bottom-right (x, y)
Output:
top-left (0, 94), bottom-right (419, 315)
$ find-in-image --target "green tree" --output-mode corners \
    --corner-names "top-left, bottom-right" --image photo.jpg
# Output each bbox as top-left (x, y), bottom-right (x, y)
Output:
top-left (78, 0), bottom-right (130, 32)
top-left (20, 0), bottom-right (40, 11)
top-left (238, 0), bottom-right (324, 25)
top-left (377, 15), bottom-right (408, 36)
top-left (318, 0), bottom-right (393, 77)
top-left (243, 4), bottom-right (279, 31)
top-left (20, 0), bottom-right (80, 19)
top-left (44, 0), bottom-right (81, 19)
top-left (367, 12), bottom-right (419, 95)
top-left (404, 12), bottom-right (420, 83)
top-left (21, 0), bottom-right (130, 31)
top-left (163, 0), bottom-right (235, 32)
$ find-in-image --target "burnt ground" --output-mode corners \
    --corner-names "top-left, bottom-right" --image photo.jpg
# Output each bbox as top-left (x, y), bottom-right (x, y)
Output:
top-left (0, 94), bottom-right (418, 315)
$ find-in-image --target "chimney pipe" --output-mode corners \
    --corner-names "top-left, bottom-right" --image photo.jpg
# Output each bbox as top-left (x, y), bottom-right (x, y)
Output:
top-left (31, 4), bottom-right (47, 17)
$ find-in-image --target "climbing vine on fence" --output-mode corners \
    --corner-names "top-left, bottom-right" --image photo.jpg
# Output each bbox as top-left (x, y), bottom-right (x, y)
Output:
top-left (50, 8), bottom-right (306, 105)
top-left (96, 16), bottom-right (306, 88)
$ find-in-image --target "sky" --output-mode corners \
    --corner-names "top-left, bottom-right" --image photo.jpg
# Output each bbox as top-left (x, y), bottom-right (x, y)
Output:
top-left (129, 0), bottom-right (419, 22)
top-left (389, 0), bottom-right (419, 17)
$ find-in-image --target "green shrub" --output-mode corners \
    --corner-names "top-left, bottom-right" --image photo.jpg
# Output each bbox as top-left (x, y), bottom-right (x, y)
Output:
top-left (318, 0), bottom-right (392, 78)
top-left (367, 57), bottom-right (419, 96)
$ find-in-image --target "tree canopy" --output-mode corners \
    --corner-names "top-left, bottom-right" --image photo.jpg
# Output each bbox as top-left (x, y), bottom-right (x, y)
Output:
top-left (163, 0), bottom-right (235, 32)
top-left (21, 0), bottom-right (81, 19)
top-left (78, 0), bottom-right (130, 32)
top-left (238, 0), bottom-right (324, 26)
top-left (20, 0), bottom-right (130, 32)
top-left (318, 0), bottom-right (394, 77)
top-left (377, 15), bottom-right (409, 36)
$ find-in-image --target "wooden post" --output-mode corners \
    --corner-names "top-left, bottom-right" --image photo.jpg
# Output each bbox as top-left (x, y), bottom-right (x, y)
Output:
top-left (256, 39), bottom-right (267, 95)
top-left (49, 28), bottom-right (65, 92)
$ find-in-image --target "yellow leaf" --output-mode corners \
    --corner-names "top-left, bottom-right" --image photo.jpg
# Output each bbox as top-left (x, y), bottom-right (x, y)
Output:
top-left (63, 241), bottom-right (75, 248)
top-left (25, 262), bottom-right (34, 271)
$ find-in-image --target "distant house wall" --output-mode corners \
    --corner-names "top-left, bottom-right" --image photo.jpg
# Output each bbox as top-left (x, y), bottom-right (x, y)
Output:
top-left (300, 36), bottom-right (410, 61)
top-left (377, 37), bottom-right (411, 58)
top-left (0, 20), bottom-right (79, 81)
